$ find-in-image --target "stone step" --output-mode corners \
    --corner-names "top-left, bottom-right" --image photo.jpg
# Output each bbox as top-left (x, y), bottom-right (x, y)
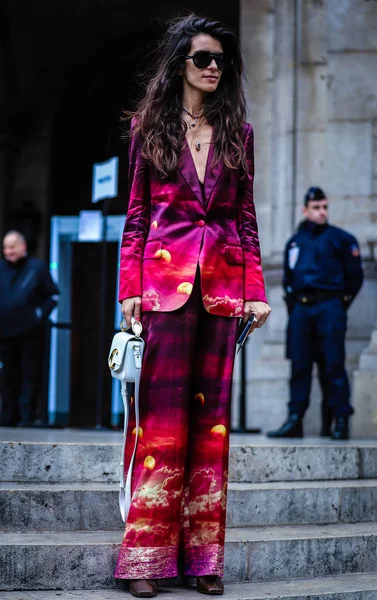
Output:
top-left (2, 441), bottom-right (377, 483)
top-left (2, 523), bottom-right (377, 589)
top-left (2, 572), bottom-right (377, 599)
top-left (2, 479), bottom-right (377, 531)
top-left (227, 479), bottom-right (377, 528)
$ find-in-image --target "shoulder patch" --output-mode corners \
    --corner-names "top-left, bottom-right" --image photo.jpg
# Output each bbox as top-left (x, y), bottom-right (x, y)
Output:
top-left (288, 246), bottom-right (300, 269)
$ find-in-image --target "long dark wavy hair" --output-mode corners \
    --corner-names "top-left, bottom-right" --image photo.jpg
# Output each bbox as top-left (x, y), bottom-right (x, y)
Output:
top-left (128, 14), bottom-right (248, 179)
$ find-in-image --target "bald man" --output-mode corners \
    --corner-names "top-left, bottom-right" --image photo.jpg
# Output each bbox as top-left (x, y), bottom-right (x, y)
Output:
top-left (0, 231), bottom-right (59, 426)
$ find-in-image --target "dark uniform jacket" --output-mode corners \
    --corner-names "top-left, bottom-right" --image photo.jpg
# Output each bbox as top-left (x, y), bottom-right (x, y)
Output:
top-left (283, 221), bottom-right (363, 306)
top-left (0, 255), bottom-right (59, 338)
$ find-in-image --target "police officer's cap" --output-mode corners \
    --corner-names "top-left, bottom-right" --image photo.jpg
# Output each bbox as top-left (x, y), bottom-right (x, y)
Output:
top-left (304, 187), bottom-right (326, 205)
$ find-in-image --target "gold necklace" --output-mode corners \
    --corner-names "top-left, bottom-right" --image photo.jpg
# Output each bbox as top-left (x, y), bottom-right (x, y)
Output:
top-left (182, 106), bottom-right (203, 151)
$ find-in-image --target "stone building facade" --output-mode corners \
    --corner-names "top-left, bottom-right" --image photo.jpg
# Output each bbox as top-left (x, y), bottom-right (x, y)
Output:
top-left (240, 0), bottom-right (377, 436)
top-left (1, 0), bottom-right (376, 432)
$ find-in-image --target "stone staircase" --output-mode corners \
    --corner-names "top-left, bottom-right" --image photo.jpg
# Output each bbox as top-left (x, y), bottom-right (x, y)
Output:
top-left (1, 435), bottom-right (377, 598)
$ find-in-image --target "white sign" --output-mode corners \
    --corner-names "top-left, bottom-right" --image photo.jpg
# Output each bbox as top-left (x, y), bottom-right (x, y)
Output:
top-left (92, 156), bottom-right (119, 203)
top-left (78, 211), bottom-right (103, 241)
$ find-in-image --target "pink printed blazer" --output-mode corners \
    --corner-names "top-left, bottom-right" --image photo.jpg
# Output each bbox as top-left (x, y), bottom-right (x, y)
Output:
top-left (119, 120), bottom-right (267, 318)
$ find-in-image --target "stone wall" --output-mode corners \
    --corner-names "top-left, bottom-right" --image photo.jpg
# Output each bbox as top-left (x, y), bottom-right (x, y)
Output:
top-left (238, 0), bottom-right (377, 436)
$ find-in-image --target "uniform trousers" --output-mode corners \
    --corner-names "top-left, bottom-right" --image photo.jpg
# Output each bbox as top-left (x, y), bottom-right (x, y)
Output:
top-left (287, 297), bottom-right (353, 418)
top-left (115, 274), bottom-right (238, 580)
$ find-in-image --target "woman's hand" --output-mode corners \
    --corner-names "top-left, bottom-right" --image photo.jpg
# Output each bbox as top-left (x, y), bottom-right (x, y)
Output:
top-left (121, 296), bottom-right (142, 328)
top-left (243, 301), bottom-right (272, 334)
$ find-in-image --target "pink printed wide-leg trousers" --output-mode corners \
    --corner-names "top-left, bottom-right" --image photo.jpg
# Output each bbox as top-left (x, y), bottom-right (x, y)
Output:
top-left (115, 275), bottom-right (238, 580)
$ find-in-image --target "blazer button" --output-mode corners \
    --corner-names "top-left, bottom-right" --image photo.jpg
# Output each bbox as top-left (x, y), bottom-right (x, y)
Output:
top-left (197, 219), bottom-right (205, 227)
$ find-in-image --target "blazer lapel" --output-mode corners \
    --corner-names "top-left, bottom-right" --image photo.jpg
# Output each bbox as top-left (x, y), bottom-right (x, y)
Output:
top-left (178, 141), bottom-right (204, 203)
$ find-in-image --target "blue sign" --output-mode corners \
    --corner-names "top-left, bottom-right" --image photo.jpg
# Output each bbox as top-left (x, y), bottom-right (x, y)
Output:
top-left (92, 156), bottom-right (119, 203)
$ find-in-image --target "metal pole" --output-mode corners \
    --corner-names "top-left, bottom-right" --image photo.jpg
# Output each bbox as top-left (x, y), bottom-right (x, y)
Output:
top-left (240, 343), bottom-right (247, 429)
top-left (231, 341), bottom-right (261, 434)
top-left (96, 197), bottom-right (109, 428)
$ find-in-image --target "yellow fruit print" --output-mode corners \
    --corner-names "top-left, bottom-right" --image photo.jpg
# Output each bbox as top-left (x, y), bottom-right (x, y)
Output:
top-left (151, 220), bottom-right (158, 229)
top-left (210, 424), bottom-right (227, 439)
top-left (195, 392), bottom-right (205, 406)
top-left (161, 249), bottom-right (171, 263)
top-left (144, 456), bottom-right (156, 470)
top-left (177, 282), bottom-right (193, 295)
top-left (154, 249), bottom-right (171, 263)
top-left (132, 426), bottom-right (143, 439)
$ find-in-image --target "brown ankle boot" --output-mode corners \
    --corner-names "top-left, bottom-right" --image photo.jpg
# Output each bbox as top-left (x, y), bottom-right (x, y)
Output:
top-left (129, 579), bottom-right (158, 598)
top-left (196, 575), bottom-right (224, 595)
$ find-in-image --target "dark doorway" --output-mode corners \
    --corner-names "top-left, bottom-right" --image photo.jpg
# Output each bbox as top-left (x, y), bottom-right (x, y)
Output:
top-left (50, 30), bottom-right (159, 218)
top-left (50, 5), bottom-right (240, 219)
top-left (69, 241), bottom-right (118, 427)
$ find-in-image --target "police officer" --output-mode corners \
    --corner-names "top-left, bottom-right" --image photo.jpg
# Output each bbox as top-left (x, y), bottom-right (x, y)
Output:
top-left (267, 187), bottom-right (363, 440)
top-left (0, 230), bottom-right (59, 426)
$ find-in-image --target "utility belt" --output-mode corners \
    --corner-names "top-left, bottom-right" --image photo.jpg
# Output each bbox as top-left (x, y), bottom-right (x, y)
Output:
top-left (293, 289), bottom-right (351, 306)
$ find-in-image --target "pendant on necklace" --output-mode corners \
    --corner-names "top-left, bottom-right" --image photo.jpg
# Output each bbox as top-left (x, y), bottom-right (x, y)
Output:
top-left (195, 141), bottom-right (201, 151)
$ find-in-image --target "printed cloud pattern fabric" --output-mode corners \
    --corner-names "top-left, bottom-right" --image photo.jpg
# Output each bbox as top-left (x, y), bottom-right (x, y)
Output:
top-left (118, 119), bottom-right (266, 314)
top-left (115, 279), bottom-right (238, 579)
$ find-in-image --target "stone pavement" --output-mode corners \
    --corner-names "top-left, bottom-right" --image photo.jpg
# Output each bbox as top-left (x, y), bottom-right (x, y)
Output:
top-left (2, 573), bottom-right (377, 599)
top-left (1, 428), bottom-right (377, 599)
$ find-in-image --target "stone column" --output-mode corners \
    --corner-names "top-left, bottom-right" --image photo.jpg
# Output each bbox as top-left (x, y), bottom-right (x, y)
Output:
top-left (240, 0), bottom-right (275, 258)
top-left (239, 0), bottom-right (296, 430)
top-left (294, 0), bottom-right (328, 222)
top-left (249, 0), bottom-right (301, 426)
top-left (352, 115), bottom-right (377, 436)
top-left (270, 0), bottom-right (328, 249)
top-left (269, 0), bottom-right (296, 258)
top-left (241, 0), bottom-right (330, 433)
top-left (353, 319), bottom-right (377, 438)
top-left (326, 0), bottom-right (377, 419)
top-left (234, 0), bottom-right (275, 429)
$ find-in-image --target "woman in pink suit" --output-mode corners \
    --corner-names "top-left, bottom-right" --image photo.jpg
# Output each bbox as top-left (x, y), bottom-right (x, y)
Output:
top-left (116, 14), bottom-right (271, 597)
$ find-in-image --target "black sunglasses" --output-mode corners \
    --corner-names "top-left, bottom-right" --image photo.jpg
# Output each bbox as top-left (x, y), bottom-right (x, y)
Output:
top-left (185, 51), bottom-right (232, 71)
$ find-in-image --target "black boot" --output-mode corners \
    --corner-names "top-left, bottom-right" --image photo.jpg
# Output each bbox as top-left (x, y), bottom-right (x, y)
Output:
top-left (331, 416), bottom-right (349, 440)
top-left (267, 414), bottom-right (303, 438)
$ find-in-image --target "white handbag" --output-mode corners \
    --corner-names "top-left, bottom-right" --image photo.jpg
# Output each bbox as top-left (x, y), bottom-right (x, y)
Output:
top-left (108, 317), bottom-right (145, 522)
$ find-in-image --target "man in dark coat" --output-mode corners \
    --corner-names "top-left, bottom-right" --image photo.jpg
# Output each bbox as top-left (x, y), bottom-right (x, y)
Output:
top-left (267, 188), bottom-right (363, 440)
top-left (0, 231), bottom-right (59, 426)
